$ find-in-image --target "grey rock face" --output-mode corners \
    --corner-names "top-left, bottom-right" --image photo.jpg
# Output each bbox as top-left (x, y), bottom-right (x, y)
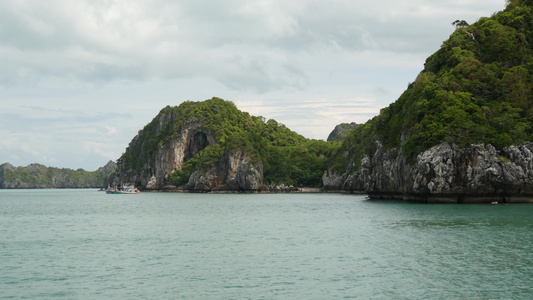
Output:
top-left (108, 115), bottom-right (263, 192)
top-left (108, 117), bottom-right (217, 190)
top-left (183, 150), bottom-right (263, 191)
top-left (323, 141), bottom-right (533, 203)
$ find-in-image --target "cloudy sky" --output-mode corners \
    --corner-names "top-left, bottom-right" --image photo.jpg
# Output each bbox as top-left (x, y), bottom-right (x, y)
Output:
top-left (1, 0), bottom-right (506, 170)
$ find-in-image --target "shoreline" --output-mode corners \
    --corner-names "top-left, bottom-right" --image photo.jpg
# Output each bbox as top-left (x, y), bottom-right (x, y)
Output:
top-left (3, 187), bottom-right (533, 204)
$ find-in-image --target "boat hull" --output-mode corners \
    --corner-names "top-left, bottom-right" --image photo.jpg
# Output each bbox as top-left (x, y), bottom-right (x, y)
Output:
top-left (105, 187), bottom-right (140, 194)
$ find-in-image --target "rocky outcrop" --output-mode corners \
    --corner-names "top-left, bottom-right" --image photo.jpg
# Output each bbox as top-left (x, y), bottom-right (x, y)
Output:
top-left (183, 150), bottom-right (263, 191)
top-left (327, 122), bottom-right (360, 142)
top-left (323, 141), bottom-right (533, 203)
top-left (0, 161), bottom-right (116, 189)
top-left (110, 118), bottom-right (218, 190)
top-left (108, 113), bottom-right (263, 192)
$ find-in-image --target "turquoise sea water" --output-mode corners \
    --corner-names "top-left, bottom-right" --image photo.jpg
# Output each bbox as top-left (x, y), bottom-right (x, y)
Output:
top-left (1, 189), bottom-right (532, 299)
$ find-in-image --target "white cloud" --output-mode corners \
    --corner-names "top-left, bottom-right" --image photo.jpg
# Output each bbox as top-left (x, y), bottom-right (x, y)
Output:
top-left (234, 97), bottom-right (380, 139)
top-left (20, 144), bottom-right (56, 164)
top-left (104, 125), bottom-right (117, 136)
top-left (84, 141), bottom-right (121, 161)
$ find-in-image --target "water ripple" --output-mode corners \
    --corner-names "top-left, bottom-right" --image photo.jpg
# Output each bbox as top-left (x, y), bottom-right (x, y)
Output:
top-left (0, 190), bottom-right (532, 299)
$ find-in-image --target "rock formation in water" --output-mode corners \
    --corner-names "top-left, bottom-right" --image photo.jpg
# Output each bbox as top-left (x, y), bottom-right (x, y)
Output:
top-left (0, 161), bottom-right (116, 189)
top-left (108, 98), bottom-right (335, 191)
top-left (323, 142), bottom-right (533, 203)
top-left (108, 104), bottom-right (263, 191)
top-left (109, 119), bottom-right (263, 191)
top-left (324, 2), bottom-right (533, 202)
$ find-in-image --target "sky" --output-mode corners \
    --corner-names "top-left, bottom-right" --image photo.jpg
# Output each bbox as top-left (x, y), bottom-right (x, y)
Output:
top-left (0, 0), bottom-right (507, 170)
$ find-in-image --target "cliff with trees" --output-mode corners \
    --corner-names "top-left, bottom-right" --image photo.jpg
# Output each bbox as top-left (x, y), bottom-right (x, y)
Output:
top-left (323, 0), bottom-right (533, 203)
top-left (108, 98), bottom-right (339, 191)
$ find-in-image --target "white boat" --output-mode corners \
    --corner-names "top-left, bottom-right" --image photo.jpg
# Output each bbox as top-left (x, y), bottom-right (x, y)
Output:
top-left (106, 185), bottom-right (140, 194)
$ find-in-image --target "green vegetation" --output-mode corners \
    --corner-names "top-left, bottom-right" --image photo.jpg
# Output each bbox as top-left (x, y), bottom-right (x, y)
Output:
top-left (117, 98), bottom-right (340, 188)
top-left (0, 163), bottom-right (112, 188)
top-left (330, 1), bottom-right (533, 170)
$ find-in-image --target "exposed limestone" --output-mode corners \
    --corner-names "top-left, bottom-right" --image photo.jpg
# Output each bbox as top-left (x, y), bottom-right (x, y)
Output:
top-left (323, 141), bottom-right (533, 203)
top-left (146, 175), bottom-right (158, 190)
top-left (108, 113), bottom-right (263, 192)
top-left (183, 150), bottom-right (263, 192)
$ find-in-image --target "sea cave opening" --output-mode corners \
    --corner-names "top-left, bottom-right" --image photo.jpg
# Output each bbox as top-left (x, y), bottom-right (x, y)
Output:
top-left (184, 131), bottom-right (210, 162)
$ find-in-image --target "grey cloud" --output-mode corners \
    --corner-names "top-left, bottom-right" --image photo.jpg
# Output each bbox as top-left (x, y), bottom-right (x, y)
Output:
top-left (0, 4), bottom-right (65, 51)
top-left (0, 0), bottom-right (506, 92)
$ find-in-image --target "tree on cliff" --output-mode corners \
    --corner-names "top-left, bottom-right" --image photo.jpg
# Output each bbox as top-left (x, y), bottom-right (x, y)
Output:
top-left (452, 20), bottom-right (469, 29)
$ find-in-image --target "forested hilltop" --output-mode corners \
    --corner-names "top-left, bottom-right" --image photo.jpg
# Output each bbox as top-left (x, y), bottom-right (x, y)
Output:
top-left (332, 0), bottom-right (533, 167)
top-left (324, 0), bottom-right (533, 203)
top-left (110, 98), bottom-right (340, 191)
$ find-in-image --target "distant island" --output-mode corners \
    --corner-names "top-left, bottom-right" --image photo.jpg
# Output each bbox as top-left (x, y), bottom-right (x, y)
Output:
top-left (0, 161), bottom-right (116, 189)
top-left (327, 123), bottom-right (360, 142)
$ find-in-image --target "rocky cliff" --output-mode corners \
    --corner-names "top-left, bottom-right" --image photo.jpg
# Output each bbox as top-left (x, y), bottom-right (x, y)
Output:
top-left (182, 150), bottom-right (263, 191)
top-left (109, 118), bottom-right (218, 190)
top-left (108, 120), bottom-right (264, 191)
top-left (0, 161), bottom-right (116, 189)
top-left (108, 100), bottom-right (265, 191)
top-left (323, 141), bottom-right (533, 203)
top-left (109, 98), bottom-right (336, 191)
top-left (323, 2), bottom-right (533, 202)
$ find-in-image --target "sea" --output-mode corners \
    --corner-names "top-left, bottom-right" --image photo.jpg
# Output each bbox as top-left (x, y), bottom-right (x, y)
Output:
top-left (1, 189), bottom-right (532, 299)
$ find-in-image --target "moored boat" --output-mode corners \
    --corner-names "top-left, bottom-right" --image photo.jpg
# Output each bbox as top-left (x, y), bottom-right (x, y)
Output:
top-left (105, 185), bottom-right (140, 194)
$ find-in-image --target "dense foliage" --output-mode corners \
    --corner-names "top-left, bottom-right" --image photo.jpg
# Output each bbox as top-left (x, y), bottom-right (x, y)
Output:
top-left (330, 1), bottom-right (533, 170)
top-left (117, 98), bottom-right (340, 188)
